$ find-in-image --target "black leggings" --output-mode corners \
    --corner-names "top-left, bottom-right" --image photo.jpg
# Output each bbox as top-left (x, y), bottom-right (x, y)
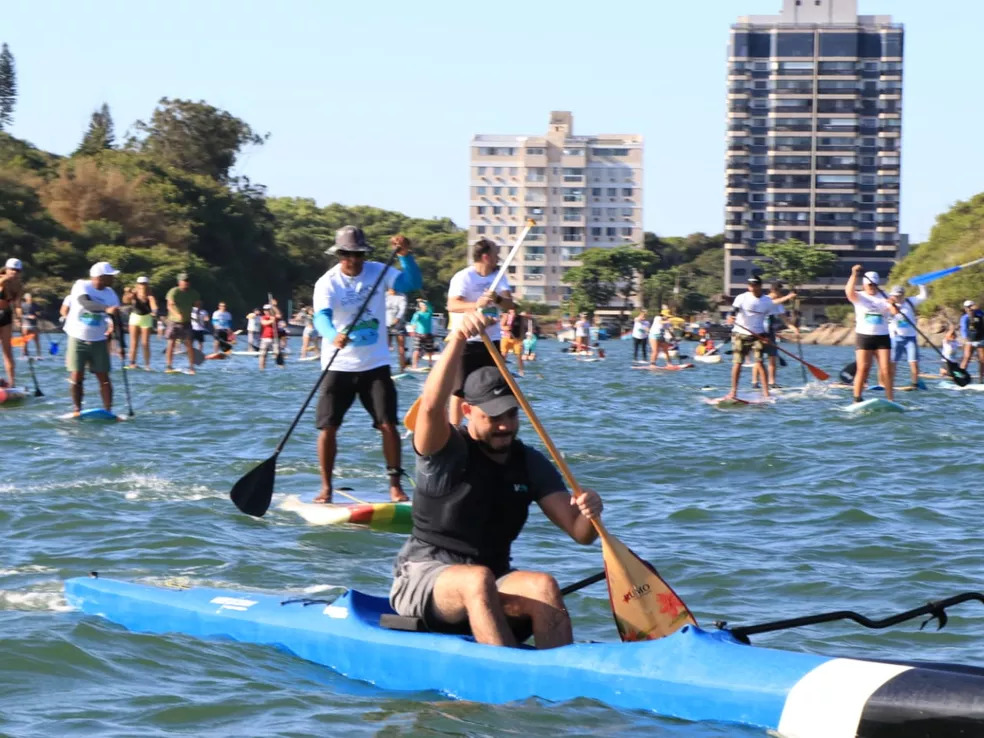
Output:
top-left (633, 337), bottom-right (648, 360)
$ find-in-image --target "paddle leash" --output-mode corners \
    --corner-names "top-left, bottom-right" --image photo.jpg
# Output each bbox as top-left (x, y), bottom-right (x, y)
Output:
top-left (403, 219), bottom-right (535, 432)
top-left (479, 331), bottom-right (697, 641)
top-left (231, 247), bottom-right (403, 517)
top-left (113, 314), bottom-right (135, 417)
top-left (876, 286), bottom-right (970, 387)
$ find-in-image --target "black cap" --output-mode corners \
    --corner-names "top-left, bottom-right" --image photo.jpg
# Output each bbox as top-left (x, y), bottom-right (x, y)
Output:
top-left (463, 367), bottom-right (520, 417)
top-left (747, 275), bottom-right (762, 285)
top-left (326, 225), bottom-right (370, 254)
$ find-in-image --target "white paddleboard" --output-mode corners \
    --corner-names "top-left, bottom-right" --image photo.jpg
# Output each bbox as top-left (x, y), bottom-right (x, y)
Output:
top-left (842, 398), bottom-right (905, 414)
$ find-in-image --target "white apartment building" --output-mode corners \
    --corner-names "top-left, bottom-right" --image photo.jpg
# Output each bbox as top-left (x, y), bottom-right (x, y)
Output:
top-left (469, 111), bottom-right (643, 306)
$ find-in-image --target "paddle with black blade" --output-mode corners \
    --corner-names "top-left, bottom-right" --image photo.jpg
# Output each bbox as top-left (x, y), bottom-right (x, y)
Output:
top-left (479, 330), bottom-right (696, 641)
top-left (876, 285), bottom-right (970, 387)
top-left (19, 335), bottom-right (44, 397)
top-left (231, 246), bottom-right (403, 517)
top-left (113, 313), bottom-right (135, 417)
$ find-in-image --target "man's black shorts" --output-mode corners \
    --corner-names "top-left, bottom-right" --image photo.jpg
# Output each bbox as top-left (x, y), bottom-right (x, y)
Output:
top-left (453, 340), bottom-right (500, 397)
top-left (316, 364), bottom-right (397, 429)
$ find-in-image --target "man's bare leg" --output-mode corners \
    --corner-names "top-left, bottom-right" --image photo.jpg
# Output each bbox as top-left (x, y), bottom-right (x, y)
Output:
top-left (497, 570), bottom-right (572, 649)
top-left (380, 422), bottom-right (408, 502)
top-left (315, 426), bottom-right (338, 503)
top-left (430, 565), bottom-right (516, 647)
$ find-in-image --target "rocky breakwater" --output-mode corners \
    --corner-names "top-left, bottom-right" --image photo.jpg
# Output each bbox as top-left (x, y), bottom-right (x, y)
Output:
top-left (786, 316), bottom-right (953, 347)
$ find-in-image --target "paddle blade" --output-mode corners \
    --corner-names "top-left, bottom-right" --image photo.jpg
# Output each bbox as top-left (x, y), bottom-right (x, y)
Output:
top-left (230, 454), bottom-right (278, 517)
top-left (948, 362), bottom-right (972, 387)
top-left (596, 522), bottom-right (696, 641)
top-left (275, 349), bottom-right (285, 367)
top-left (49, 341), bottom-right (59, 356)
top-left (806, 362), bottom-right (830, 381)
top-left (840, 361), bottom-right (857, 383)
top-left (909, 266), bottom-right (959, 286)
top-left (192, 347), bottom-right (206, 365)
top-left (11, 334), bottom-right (35, 348)
top-left (403, 396), bottom-right (421, 432)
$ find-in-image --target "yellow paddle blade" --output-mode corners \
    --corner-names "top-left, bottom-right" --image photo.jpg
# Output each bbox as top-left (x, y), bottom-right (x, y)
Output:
top-left (403, 396), bottom-right (421, 432)
top-left (596, 522), bottom-right (697, 641)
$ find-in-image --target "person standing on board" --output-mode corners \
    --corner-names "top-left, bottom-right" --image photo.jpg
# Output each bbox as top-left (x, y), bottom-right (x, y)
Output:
top-left (164, 273), bottom-right (200, 375)
top-left (753, 283), bottom-right (797, 389)
top-left (386, 288), bottom-right (409, 372)
top-left (64, 262), bottom-right (122, 415)
top-left (190, 304), bottom-right (209, 353)
top-left (257, 305), bottom-right (278, 370)
top-left (122, 276), bottom-right (158, 370)
top-left (312, 228), bottom-right (421, 503)
top-left (390, 310), bottom-right (603, 649)
top-left (446, 238), bottom-right (514, 426)
top-left (573, 313), bottom-right (591, 353)
top-left (959, 299), bottom-right (984, 383)
top-left (408, 298), bottom-right (435, 370)
top-left (211, 301), bottom-right (233, 353)
top-left (18, 292), bottom-right (42, 359)
top-left (521, 312), bottom-right (538, 362)
top-left (631, 310), bottom-right (650, 362)
top-left (0, 258), bottom-right (25, 387)
top-left (245, 307), bottom-right (262, 352)
top-left (941, 326), bottom-right (962, 376)
top-left (647, 313), bottom-right (676, 367)
top-left (845, 266), bottom-right (897, 403)
top-left (725, 276), bottom-right (797, 400)
top-left (499, 308), bottom-right (525, 377)
top-left (887, 283), bottom-right (928, 389)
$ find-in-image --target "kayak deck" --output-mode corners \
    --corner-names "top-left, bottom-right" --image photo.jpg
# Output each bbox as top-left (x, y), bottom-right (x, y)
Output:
top-left (63, 576), bottom-right (984, 737)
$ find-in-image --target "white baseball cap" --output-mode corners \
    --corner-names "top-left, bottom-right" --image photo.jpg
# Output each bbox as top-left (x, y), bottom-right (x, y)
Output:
top-left (89, 261), bottom-right (120, 277)
top-left (136, 275), bottom-right (149, 284)
top-left (889, 285), bottom-right (904, 296)
top-left (963, 300), bottom-right (976, 308)
top-left (862, 271), bottom-right (880, 285)
top-left (4, 257), bottom-right (22, 270)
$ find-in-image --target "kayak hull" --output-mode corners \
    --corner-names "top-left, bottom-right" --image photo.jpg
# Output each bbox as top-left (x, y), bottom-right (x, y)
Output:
top-left (63, 577), bottom-right (984, 737)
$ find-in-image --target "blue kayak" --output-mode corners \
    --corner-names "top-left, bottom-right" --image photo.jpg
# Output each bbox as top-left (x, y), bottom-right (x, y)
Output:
top-left (64, 576), bottom-right (984, 736)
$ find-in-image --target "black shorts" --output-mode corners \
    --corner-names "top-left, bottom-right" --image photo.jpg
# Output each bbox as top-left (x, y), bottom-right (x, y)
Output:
top-left (192, 330), bottom-right (206, 342)
top-left (856, 334), bottom-right (891, 351)
top-left (215, 328), bottom-right (230, 341)
top-left (454, 340), bottom-right (499, 397)
top-left (316, 364), bottom-right (397, 429)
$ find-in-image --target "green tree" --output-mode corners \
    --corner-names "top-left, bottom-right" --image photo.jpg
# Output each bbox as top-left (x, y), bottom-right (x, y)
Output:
top-left (75, 103), bottom-right (115, 155)
top-left (753, 238), bottom-right (837, 290)
top-left (890, 192), bottom-right (984, 313)
top-left (0, 43), bottom-right (15, 131)
top-left (562, 246), bottom-right (655, 320)
top-left (131, 98), bottom-right (267, 182)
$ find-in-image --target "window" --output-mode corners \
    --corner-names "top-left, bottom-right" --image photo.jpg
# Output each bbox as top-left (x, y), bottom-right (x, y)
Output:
top-left (606, 227), bottom-right (617, 237)
top-left (493, 167), bottom-right (502, 175)
top-left (476, 186), bottom-right (487, 195)
top-left (509, 167), bottom-right (518, 176)
top-left (477, 146), bottom-right (515, 156)
top-left (508, 226), bottom-right (517, 235)
top-left (476, 206), bottom-right (486, 215)
top-left (774, 33), bottom-right (814, 57)
top-left (621, 227), bottom-right (633, 236)
top-left (591, 208), bottom-right (601, 217)
top-left (622, 207), bottom-right (633, 217)
top-left (622, 187), bottom-right (634, 197)
top-left (492, 187), bottom-right (502, 195)
top-left (591, 147), bottom-right (629, 156)
top-left (525, 147), bottom-right (545, 155)
top-left (563, 148), bottom-right (583, 156)
top-left (606, 188), bottom-right (617, 196)
top-left (492, 206), bottom-right (502, 215)
top-left (819, 33), bottom-right (857, 57)
top-left (508, 206), bottom-right (517, 215)
top-left (476, 226), bottom-right (486, 234)
top-left (591, 187), bottom-right (602, 196)
top-left (591, 227), bottom-right (602, 237)
top-left (493, 226), bottom-right (502, 234)
top-left (476, 166), bottom-right (486, 175)
top-left (508, 187), bottom-right (518, 196)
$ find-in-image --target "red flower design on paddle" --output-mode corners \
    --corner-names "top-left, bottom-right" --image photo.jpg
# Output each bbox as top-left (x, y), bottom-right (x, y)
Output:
top-left (658, 592), bottom-right (683, 618)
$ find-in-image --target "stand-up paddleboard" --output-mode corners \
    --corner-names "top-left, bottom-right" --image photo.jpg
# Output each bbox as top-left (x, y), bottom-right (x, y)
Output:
top-left (633, 363), bottom-right (694, 371)
top-left (0, 387), bottom-right (28, 404)
top-left (230, 350), bottom-right (262, 356)
top-left (938, 382), bottom-right (984, 392)
top-left (704, 396), bottom-right (772, 408)
top-left (391, 373), bottom-right (409, 381)
top-left (406, 366), bottom-right (431, 373)
top-left (164, 368), bottom-right (195, 375)
top-left (577, 357), bottom-right (605, 363)
top-left (60, 408), bottom-right (124, 422)
top-left (280, 493), bottom-right (411, 533)
top-left (842, 398), bottom-right (904, 414)
top-left (298, 355), bottom-right (320, 362)
top-left (871, 380), bottom-right (927, 392)
top-left (694, 354), bottom-right (722, 364)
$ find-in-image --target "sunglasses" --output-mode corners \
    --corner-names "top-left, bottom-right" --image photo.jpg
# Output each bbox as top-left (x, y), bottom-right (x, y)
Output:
top-left (337, 251), bottom-right (366, 259)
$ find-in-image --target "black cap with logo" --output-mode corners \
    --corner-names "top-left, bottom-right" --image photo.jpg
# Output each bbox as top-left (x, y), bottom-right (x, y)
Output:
top-left (463, 366), bottom-right (520, 417)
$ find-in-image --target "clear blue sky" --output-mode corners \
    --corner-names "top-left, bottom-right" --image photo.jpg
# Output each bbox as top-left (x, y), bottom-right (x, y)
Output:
top-left (4, 0), bottom-right (981, 243)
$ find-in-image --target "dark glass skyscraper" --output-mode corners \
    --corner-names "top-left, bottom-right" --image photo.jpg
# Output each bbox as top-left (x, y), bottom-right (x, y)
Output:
top-left (725, 0), bottom-right (903, 318)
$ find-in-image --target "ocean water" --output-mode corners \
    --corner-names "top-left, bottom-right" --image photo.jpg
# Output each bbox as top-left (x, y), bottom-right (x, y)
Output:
top-left (2, 336), bottom-right (982, 737)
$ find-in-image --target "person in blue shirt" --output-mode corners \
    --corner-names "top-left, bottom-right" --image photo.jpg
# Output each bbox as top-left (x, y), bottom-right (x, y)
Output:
top-left (959, 299), bottom-right (984, 383)
top-left (409, 298), bottom-right (436, 370)
top-left (311, 228), bottom-right (421, 504)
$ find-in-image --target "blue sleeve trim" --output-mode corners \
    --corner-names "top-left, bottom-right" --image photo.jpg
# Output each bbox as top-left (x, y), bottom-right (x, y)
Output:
top-left (393, 255), bottom-right (422, 293)
top-left (314, 308), bottom-right (337, 341)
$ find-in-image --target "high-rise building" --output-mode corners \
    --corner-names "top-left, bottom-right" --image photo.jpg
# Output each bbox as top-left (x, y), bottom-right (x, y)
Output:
top-left (725, 0), bottom-right (903, 319)
top-left (469, 112), bottom-right (643, 306)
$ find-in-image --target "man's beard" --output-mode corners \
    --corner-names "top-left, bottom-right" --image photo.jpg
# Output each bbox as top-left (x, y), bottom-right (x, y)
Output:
top-left (476, 430), bottom-right (515, 454)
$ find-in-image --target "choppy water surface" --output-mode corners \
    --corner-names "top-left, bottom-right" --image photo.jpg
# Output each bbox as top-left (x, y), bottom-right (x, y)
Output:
top-left (2, 337), bottom-right (982, 737)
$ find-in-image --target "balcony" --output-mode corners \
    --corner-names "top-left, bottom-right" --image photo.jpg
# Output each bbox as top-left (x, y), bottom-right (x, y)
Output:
top-left (523, 253), bottom-right (546, 263)
top-left (523, 273), bottom-right (545, 282)
top-left (562, 175), bottom-right (584, 183)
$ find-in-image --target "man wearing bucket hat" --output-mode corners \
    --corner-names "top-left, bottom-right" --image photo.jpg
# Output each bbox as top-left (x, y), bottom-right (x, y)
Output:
top-left (959, 299), bottom-right (984, 383)
top-left (63, 262), bottom-right (122, 415)
top-left (0, 257), bottom-right (26, 387)
top-left (845, 265), bottom-right (898, 402)
top-left (311, 227), bottom-right (422, 504)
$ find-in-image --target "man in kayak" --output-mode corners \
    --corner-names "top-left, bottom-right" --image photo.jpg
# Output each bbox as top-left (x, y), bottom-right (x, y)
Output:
top-left (64, 262), bottom-right (122, 415)
top-left (312, 228), bottom-right (421, 503)
top-left (725, 276), bottom-right (797, 400)
top-left (446, 238), bottom-right (514, 425)
top-left (959, 299), bottom-right (984, 383)
top-left (390, 310), bottom-right (603, 649)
